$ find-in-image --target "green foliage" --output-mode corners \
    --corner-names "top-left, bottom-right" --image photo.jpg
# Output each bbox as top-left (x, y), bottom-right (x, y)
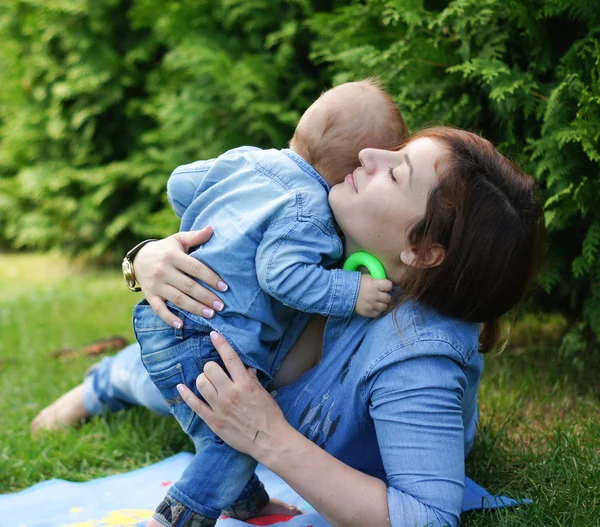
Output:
top-left (1, 0), bottom-right (600, 354)
top-left (309, 0), bottom-right (600, 355)
top-left (0, 0), bottom-right (323, 261)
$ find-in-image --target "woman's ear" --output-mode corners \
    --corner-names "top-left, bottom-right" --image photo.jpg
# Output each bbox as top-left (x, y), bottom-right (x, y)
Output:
top-left (400, 244), bottom-right (446, 269)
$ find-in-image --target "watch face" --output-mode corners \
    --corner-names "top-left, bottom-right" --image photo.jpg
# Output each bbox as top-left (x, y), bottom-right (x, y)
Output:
top-left (122, 258), bottom-right (135, 288)
top-left (122, 258), bottom-right (132, 277)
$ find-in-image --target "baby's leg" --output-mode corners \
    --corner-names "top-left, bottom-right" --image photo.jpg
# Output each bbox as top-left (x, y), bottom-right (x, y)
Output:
top-left (151, 418), bottom-right (260, 526)
top-left (224, 474), bottom-right (303, 520)
top-left (222, 473), bottom-right (270, 520)
top-left (133, 306), bottom-right (256, 525)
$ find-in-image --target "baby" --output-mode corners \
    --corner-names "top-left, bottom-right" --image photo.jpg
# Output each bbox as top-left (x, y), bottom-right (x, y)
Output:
top-left (134, 80), bottom-right (408, 527)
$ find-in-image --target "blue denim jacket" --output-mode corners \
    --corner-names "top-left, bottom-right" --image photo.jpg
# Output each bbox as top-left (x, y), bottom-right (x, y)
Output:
top-left (166, 147), bottom-right (360, 374)
top-left (273, 301), bottom-right (483, 527)
top-left (91, 299), bottom-right (482, 526)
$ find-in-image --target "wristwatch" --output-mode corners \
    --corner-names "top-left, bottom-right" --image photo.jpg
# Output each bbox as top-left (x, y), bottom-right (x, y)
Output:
top-left (122, 239), bottom-right (158, 292)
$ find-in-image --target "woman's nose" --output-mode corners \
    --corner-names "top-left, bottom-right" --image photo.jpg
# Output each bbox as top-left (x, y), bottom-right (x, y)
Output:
top-left (358, 148), bottom-right (378, 174)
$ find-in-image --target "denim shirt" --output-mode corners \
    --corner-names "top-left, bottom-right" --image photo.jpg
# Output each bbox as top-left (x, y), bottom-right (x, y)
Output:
top-left (273, 301), bottom-right (483, 527)
top-left (90, 298), bottom-right (482, 525)
top-left (167, 147), bottom-right (361, 374)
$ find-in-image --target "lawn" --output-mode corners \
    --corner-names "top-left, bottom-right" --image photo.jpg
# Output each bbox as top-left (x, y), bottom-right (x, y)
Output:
top-left (1, 254), bottom-right (599, 526)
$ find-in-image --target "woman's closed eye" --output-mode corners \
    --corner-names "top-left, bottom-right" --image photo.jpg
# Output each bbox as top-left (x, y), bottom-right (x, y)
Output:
top-left (388, 167), bottom-right (397, 183)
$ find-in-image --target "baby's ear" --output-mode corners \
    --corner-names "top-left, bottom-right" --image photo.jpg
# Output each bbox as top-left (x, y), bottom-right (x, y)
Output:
top-left (400, 244), bottom-right (446, 269)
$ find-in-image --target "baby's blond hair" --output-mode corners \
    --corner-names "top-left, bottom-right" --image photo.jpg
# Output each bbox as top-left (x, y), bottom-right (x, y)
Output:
top-left (291, 79), bottom-right (408, 184)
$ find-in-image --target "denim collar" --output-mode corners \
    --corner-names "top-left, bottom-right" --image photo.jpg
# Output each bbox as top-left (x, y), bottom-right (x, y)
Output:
top-left (282, 149), bottom-right (330, 192)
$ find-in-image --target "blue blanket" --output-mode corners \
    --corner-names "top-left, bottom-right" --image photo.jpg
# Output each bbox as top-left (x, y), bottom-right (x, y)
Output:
top-left (0, 453), bottom-right (529, 527)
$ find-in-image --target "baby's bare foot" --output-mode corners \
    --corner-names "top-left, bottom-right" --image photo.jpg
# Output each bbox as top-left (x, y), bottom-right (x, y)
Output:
top-left (256, 498), bottom-right (303, 517)
top-left (31, 383), bottom-right (89, 434)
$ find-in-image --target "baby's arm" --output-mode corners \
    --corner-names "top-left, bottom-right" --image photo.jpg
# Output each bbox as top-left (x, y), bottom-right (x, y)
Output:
top-left (167, 146), bottom-right (261, 218)
top-left (256, 220), bottom-right (390, 317)
top-left (354, 275), bottom-right (393, 318)
top-left (167, 159), bottom-right (217, 218)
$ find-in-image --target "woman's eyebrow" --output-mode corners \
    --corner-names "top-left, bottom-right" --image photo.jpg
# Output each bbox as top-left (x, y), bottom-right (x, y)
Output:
top-left (404, 153), bottom-right (414, 186)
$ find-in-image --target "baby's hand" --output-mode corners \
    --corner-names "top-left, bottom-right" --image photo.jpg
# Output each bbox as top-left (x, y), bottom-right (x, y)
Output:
top-left (355, 275), bottom-right (393, 318)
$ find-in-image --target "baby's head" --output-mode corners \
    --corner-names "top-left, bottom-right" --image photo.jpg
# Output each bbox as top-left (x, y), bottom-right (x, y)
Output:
top-left (290, 80), bottom-right (408, 186)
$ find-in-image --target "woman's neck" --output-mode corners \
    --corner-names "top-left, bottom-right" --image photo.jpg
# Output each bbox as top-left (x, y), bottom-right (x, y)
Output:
top-left (342, 242), bottom-right (407, 286)
top-left (342, 240), bottom-right (358, 261)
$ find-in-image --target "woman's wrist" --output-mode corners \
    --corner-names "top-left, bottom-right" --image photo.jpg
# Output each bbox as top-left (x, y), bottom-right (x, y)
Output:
top-left (122, 239), bottom-right (158, 291)
top-left (259, 421), bottom-right (306, 470)
top-left (130, 238), bottom-right (158, 287)
top-left (257, 421), bottom-right (391, 527)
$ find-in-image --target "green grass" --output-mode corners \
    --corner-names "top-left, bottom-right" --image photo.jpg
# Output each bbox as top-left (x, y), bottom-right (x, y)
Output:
top-left (0, 253), bottom-right (191, 493)
top-left (2, 254), bottom-right (599, 526)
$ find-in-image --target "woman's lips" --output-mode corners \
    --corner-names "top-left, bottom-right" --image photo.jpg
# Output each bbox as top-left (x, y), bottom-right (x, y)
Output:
top-left (345, 172), bottom-right (357, 193)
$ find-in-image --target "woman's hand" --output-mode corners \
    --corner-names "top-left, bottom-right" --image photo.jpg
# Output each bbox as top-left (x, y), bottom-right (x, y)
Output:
top-left (179, 332), bottom-right (392, 527)
top-left (177, 331), bottom-right (293, 463)
top-left (133, 227), bottom-right (229, 328)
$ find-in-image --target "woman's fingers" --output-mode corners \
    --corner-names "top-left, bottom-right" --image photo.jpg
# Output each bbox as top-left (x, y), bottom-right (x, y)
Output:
top-left (176, 226), bottom-right (214, 252)
top-left (246, 366), bottom-right (262, 387)
top-left (156, 285), bottom-right (215, 320)
top-left (145, 294), bottom-right (183, 328)
top-left (177, 383), bottom-right (212, 420)
top-left (196, 372), bottom-right (218, 404)
top-left (164, 268), bottom-right (225, 318)
top-left (178, 333), bottom-right (289, 459)
top-left (210, 332), bottom-right (249, 381)
top-left (203, 361), bottom-right (231, 394)
top-left (173, 230), bottom-right (229, 293)
top-left (148, 282), bottom-right (221, 325)
top-left (133, 229), bottom-right (229, 324)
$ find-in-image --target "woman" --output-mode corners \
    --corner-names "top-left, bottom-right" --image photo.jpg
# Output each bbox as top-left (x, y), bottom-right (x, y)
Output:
top-left (33, 127), bottom-right (543, 526)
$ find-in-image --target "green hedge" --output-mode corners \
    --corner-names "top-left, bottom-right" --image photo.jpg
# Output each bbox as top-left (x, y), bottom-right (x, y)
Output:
top-left (0, 0), bottom-right (324, 259)
top-left (1, 0), bottom-right (599, 353)
top-left (308, 0), bottom-right (600, 353)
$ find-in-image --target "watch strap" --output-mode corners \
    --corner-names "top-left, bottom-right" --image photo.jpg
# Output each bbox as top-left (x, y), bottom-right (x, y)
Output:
top-left (126, 238), bottom-right (159, 260)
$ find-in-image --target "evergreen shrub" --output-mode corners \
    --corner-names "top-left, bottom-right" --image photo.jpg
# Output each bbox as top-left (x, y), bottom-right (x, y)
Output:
top-left (0, 0), bottom-right (324, 260)
top-left (309, 0), bottom-right (600, 355)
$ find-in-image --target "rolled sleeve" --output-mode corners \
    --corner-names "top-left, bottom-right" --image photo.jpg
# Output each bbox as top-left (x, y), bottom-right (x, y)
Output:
top-left (256, 219), bottom-right (360, 317)
top-left (327, 268), bottom-right (361, 317)
top-left (368, 351), bottom-right (466, 527)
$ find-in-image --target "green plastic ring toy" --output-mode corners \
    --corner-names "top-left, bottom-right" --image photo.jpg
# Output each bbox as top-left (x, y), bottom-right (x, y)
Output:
top-left (343, 252), bottom-right (387, 280)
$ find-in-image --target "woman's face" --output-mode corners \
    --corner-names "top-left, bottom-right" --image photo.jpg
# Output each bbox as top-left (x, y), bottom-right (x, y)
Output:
top-left (329, 137), bottom-right (445, 280)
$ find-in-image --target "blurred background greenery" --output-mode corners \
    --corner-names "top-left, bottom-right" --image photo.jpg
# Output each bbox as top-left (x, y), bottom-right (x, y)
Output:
top-left (1, 0), bottom-right (599, 359)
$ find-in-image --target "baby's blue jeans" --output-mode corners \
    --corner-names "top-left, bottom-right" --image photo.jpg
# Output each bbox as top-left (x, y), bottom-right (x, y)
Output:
top-left (83, 338), bottom-right (266, 523)
top-left (129, 300), bottom-right (269, 525)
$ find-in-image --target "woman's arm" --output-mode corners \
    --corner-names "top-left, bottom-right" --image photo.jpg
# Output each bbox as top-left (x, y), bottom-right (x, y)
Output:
top-left (178, 332), bottom-right (391, 527)
top-left (266, 425), bottom-right (390, 527)
top-left (263, 427), bottom-right (390, 527)
top-left (179, 333), bottom-right (467, 527)
top-left (133, 227), bottom-right (229, 328)
top-left (367, 351), bottom-right (466, 526)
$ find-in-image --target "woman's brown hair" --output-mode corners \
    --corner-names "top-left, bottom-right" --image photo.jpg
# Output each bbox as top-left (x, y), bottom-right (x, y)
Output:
top-left (396, 127), bottom-right (545, 353)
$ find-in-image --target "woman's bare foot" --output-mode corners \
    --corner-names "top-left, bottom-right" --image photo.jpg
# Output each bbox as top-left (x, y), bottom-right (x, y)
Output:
top-left (31, 383), bottom-right (90, 433)
top-left (256, 498), bottom-right (303, 517)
